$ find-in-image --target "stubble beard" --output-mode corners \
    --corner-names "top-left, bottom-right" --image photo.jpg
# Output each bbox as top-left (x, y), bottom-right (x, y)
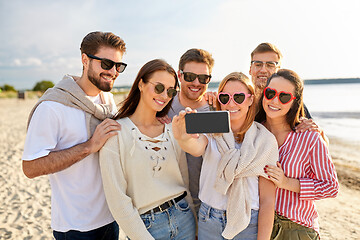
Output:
top-left (87, 68), bottom-right (114, 92)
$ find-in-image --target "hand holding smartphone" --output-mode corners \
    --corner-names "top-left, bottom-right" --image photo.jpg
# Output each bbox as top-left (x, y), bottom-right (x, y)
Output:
top-left (185, 111), bottom-right (230, 134)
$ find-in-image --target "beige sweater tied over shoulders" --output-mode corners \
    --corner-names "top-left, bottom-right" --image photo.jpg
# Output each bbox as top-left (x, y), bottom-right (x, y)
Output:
top-left (214, 122), bottom-right (279, 239)
top-left (27, 74), bottom-right (114, 137)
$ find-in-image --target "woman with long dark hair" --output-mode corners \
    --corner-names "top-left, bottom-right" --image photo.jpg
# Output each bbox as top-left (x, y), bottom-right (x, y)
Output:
top-left (99, 59), bottom-right (196, 240)
top-left (258, 69), bottom-right (339, 239)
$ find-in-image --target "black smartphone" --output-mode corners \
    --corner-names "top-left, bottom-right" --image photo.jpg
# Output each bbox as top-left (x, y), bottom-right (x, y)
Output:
top-left (185, 111), bottom-right (230, 134)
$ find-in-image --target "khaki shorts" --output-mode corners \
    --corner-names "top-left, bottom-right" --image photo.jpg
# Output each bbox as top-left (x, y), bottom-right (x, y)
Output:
top-left (271, 214), bottom-right (319, 240)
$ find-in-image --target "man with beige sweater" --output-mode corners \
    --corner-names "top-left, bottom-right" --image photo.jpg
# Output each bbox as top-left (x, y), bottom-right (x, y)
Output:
top-left (22, 31), bottom-right (126, 240)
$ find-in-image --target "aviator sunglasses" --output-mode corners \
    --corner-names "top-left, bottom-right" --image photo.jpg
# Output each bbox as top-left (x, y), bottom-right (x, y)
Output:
top-left (148, 82), bottom-right (178, 98)
top-left (263, 87), bottom-right (296, 104)
top-left (86, 54), bottom-right (127, 73)
top-left (180, 70), bottom-right (212, 84)
top-left (218, 92), bottom-right (252, 105)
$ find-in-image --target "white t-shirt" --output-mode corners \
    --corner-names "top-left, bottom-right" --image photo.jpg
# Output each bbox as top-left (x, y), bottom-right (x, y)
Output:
top-left (22, 92), bottom-right (117, 232)
top-left (199, 135), bottom-right (259, 211)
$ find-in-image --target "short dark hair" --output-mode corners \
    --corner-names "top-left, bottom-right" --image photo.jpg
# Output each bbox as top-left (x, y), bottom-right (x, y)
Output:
top-left (178, 48), bottom-right (214, 73)
top-left (256, 69), bottom-right (305, 129)
top-left (80, 31), bottom-right (126, 55)
top-left (114, 59), bottom-right (179, 119)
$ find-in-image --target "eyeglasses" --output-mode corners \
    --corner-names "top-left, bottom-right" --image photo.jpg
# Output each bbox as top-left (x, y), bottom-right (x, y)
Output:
top-left (218, 92), bottom-right (252, 105)
top-left (180, 70), bottom-right (212, 84)
top-left (264, 87), bottom-right (296, 104)
top-left (251, 61), bottom-right (279, 70)
top-left (86, 54), bottom-right (127, 73)
top-left (148, 82), bottom-right (178, 98)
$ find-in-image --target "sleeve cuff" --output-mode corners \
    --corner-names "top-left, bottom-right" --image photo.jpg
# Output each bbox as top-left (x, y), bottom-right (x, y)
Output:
top-left (299, 178), bottom-right (315, 200)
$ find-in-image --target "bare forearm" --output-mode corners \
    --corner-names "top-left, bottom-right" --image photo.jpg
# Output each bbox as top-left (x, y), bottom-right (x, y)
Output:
top-left (283, 177), bottom-right (301, 193)
top-left (23, 141), bottom-right (92, 178)
top-left (257, 204), bottom-right (274, 240)
top-left (177, 135), bottom-right (207, 157)
top-left (258, 177), bottom-right (276, 240)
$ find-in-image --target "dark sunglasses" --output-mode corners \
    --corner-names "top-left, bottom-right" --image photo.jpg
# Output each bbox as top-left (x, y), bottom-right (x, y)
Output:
top-left (180, 70), bottom-right (211, 84)
top-left (264, 87), bottom-right (296, 104)
top-left (218, 92), bottom-right (252, 105)
top-left (86, 54), bottom-right (127, 73)
top-left (148, 82), bottom-right (178, 98)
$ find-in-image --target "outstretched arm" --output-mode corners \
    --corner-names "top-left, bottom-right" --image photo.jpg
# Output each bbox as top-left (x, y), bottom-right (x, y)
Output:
top-left (172, 108), bottom-right (208, 157)
top-left (23, 118), bottom-right (121, 178)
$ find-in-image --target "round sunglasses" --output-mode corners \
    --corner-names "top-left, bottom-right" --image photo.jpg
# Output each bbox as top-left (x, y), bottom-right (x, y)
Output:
top-left (263, 87), bottom-right (296, 104)
top-left (86, 54), bottom-right (127, 73)
top-left (180, 70), bottom-right (211, 84)
top-left (217, 92), bottom-right (252, 105)
top-left (148, 82), bottom-right (178, 98)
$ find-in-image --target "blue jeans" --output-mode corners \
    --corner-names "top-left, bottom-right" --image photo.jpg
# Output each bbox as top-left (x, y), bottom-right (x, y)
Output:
top-left (198, 202), bottom-right (258, 240)
top-left (53, 221), bottom-right (119, 240)
top-left (136, 198), bottom-right (196, 240)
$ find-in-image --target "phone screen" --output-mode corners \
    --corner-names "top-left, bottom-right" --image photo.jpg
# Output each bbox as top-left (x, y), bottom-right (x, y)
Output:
top-left (185, 111), bottom-right (230, 134)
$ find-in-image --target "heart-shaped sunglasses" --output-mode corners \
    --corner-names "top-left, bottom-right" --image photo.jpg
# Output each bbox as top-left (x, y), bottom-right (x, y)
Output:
top-left (263, 87), bottom-right (296, 104)
top-left (217, 92), bottom-right (252, 105)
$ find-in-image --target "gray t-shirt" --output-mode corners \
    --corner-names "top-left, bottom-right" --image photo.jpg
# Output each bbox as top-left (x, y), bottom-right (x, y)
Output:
top-left (168, 94), bottom-right (211, 214)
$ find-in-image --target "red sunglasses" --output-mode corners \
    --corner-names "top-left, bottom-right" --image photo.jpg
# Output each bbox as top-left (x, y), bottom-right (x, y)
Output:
top-left (218, 92), bottom-right (252, 105)
top-left (264, 87), bottom-right (296, 104)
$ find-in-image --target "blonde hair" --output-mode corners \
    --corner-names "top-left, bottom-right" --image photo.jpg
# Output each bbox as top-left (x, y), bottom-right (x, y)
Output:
top-left (216, 72), bottom-right (256, 143)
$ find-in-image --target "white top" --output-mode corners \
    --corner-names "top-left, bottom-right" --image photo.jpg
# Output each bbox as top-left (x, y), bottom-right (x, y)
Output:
top-left (22, 92), bottom-right (117, 232)
top-left (99, 117), bottom-right (189, 240)
top-left (199, 135), bottom-right (259, 210)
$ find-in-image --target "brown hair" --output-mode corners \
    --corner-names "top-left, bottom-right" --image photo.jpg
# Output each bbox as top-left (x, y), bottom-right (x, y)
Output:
top-left (216, 72), bottom-right (256, 143)
top-left (80, 31), bottom-right (126, 55)
top-left (178, 48), bottom-right (215, 73)
top-left (114, 59), bottom-right (178, 119)
top-left (256, 69), bottom-right (305, 129)
top-left (251, 42), bottom-right (282, 64)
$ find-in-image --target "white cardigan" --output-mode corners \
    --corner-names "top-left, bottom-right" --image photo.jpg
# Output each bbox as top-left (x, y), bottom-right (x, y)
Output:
top-left (214, 122), bottom-right (279, 239)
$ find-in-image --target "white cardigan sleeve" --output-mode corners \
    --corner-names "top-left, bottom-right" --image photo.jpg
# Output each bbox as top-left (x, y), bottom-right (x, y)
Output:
top-left (99, 133), bottom-right (154, 240)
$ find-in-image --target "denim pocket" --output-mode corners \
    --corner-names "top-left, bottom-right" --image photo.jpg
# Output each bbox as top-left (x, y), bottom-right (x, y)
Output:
top-left (140, 215), bottom-right (152, 230)
top-left (176, 199), bottom-right (190, 212)
top-left (198, 204), bottom-right (207, 222)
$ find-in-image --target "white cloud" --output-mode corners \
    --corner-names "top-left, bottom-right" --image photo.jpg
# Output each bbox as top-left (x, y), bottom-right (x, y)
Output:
top-left (12, 57), bottom-right (42, 67)
top-left (1, 0), bottom-right (360, 90)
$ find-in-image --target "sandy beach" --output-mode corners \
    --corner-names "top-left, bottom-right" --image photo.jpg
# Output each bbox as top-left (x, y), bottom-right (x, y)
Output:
top-left (0, 98), bottom-right (359, 240)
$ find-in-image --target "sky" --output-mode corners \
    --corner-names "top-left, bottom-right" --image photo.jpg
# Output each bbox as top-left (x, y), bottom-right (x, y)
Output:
top-left (0, 0), bottom-right (359, 90)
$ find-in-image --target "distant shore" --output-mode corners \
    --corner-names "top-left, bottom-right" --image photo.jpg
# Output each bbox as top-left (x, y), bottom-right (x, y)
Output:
top-left (0, 98), bottom-right (359, 239)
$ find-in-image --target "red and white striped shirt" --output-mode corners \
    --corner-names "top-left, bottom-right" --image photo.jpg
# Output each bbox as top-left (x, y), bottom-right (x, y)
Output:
top-left (275, 130), bottom-right (339, 233)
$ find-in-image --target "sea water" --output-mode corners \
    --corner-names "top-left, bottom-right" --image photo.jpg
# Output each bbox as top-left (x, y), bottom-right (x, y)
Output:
top-left (303, 83), bottom-right (360, 144)
top-left (209, 83), bottom-right (360, 144)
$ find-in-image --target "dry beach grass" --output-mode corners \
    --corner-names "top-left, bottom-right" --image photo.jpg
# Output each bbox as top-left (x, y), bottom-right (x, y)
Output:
top-left (0, 98), bottom-right (359, 239)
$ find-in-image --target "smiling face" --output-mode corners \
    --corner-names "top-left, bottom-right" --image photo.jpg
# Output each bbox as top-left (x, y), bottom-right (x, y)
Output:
top-left (249, 51), bottom-right (280, 90)
top-left (84, 46), bottom-right (123, 92)
top-left (179, 61), bottom-right (210, 102)
top-left (262, 76), bottom-right (295, 120)
top-left (139, 70), bottom-right (177, 113)
top-left (220, 80), bottom-right (254, 128)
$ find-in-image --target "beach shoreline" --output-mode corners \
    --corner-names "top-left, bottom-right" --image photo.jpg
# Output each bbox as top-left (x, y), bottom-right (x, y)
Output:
top-left (0, 98), bottom-right (359, 239)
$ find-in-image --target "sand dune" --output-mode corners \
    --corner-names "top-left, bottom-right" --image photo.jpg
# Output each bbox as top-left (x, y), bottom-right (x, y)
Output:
top-left (0, 98), bottom-right (359, 239)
